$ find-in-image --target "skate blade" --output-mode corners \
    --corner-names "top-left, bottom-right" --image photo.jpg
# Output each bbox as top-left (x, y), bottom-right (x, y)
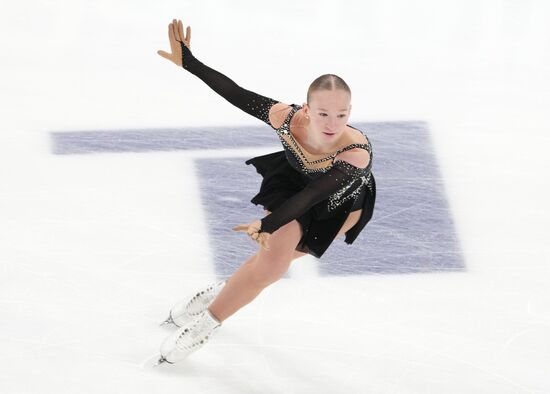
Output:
top-left (159, 313), bottom-right (175, 327)
top-left (155, 355), bottom-right (171, 366)
top-left (139, 354), bottom-right (172, 368)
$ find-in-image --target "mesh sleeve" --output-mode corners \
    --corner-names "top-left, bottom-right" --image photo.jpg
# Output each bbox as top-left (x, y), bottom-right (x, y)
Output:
top-left (259, 160), bottom-right (361, 234)
top-left (180, 42), bottom-right (279, 129)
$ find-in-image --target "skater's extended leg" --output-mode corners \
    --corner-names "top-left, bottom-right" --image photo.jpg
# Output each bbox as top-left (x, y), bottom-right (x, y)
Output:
top-left (206, 252), bottom-right (259, 323)
top-left (208, 219), bottom-right (303, 322)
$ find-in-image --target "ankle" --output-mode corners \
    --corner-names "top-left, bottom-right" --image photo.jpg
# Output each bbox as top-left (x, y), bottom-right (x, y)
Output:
top-left (207, 306), bottom-right (223, 324)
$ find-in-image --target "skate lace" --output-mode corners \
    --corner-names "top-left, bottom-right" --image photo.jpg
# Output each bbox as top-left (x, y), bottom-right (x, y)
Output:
top-left (175, 314), bottom-right (220, 351)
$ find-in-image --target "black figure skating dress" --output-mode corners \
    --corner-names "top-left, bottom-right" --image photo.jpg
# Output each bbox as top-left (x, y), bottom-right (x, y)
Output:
top-left (179, 42), bottom-right (376, 258)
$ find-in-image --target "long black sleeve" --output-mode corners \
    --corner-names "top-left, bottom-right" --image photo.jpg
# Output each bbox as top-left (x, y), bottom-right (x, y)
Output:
top-left (259, 160), bottom-right (362, 234)
top-left (180, 42), bottom-right (279, 129)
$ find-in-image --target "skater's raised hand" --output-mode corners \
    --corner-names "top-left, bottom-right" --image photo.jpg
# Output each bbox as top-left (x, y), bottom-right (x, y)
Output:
top-left (232, 220), bottom-right (271, 251)
top-left (157, 19), bottom-right (192, 67)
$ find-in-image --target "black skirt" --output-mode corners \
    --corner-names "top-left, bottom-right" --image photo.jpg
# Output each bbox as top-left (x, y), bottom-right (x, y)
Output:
top-left (245, 150), bottom-right (376, 258)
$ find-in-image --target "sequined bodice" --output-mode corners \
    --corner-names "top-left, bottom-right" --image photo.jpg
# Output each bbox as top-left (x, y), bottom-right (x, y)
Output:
top-left (275, 104), bottom-right (374, 211)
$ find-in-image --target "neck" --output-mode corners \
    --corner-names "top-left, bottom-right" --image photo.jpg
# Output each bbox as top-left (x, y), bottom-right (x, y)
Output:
top-left (305, 130), bottom-right (341, 155)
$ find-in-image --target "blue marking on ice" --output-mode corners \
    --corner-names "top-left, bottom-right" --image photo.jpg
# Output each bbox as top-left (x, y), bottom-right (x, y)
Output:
top-left (193, 121), bottom-right (465, 276)
top-left (50, 125), bottom-right (276, 154)
top-left (50, 121), bottom-right (464, 275)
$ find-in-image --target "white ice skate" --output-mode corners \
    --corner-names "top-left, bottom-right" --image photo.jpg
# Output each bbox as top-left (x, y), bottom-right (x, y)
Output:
top-left (157, 308), bottom-right (222, 364)
top-left (160, 280), bottom-right (226, 327)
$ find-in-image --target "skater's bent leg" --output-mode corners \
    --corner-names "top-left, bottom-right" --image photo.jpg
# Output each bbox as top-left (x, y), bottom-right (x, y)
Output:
top-left (208, 219), bottom-right (302, 322)
top-left (207, 252), bottom-right (260, 323)
top-left (250, 219), bottom-right (302, 287)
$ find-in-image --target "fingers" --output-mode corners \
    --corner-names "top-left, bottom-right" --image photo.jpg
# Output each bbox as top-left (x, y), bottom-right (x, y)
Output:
top-left (166, 19), bottom-right (190, 46)
top-left (172, 19), bottom-right (180, 41)
top-left (157, 50), bottom-right (169, 59)
top-left (177, 20), bottom-right (184, 42)
top-left (232, 224), bottom-right (249, 232)
top-left (232, 221), bottom-right (269, 250)
top-left (168, 21), bottom-right (175, 43)
top-left (258, 235), bottom-right (270, 251)
top-left (247, 232), bottom-right (269, 250)
top-left (232, 223), bottom-right (260, 234)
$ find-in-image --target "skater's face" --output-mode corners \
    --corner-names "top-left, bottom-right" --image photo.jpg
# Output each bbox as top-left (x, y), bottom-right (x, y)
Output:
top-left (304, 89), bottom-right (352, 145)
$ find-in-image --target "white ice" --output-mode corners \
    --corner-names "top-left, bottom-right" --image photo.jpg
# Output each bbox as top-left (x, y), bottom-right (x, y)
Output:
top-left (1, 0), bottom-right (549, 393)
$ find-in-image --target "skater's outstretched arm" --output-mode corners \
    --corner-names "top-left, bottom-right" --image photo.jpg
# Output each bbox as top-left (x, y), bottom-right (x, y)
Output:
top-left (157, 19), bottom-right (284, 130)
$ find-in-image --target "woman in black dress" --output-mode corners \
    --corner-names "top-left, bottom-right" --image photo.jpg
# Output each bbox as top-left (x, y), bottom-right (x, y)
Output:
top-left (155, 19), bottom-right (376, 364)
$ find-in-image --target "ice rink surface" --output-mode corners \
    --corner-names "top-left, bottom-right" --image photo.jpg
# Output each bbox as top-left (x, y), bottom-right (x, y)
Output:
top-left (1, 1), bottom-right (549, 393)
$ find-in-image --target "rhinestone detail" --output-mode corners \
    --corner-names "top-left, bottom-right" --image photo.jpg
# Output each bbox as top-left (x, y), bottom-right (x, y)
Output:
top-left (274, 104), bottom-right (373, 211)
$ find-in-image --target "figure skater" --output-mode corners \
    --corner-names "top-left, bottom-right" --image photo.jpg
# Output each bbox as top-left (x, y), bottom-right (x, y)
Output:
top-left (155, 18), bottom-right (376, 364)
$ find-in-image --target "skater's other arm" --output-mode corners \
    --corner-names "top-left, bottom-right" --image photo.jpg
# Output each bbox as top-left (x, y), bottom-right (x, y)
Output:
top-left (157, 19), bottom-right (290, 130)
top-left (259, 150), bottom-right (371, 235)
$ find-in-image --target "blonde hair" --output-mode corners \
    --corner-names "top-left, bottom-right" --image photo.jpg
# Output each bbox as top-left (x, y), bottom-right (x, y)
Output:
top-left (307, 74), bottom-right (351, 104)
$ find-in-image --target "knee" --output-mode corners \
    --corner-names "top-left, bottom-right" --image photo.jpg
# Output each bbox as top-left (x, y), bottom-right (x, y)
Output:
top-left (250, 254), bottom-right (292, 288)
